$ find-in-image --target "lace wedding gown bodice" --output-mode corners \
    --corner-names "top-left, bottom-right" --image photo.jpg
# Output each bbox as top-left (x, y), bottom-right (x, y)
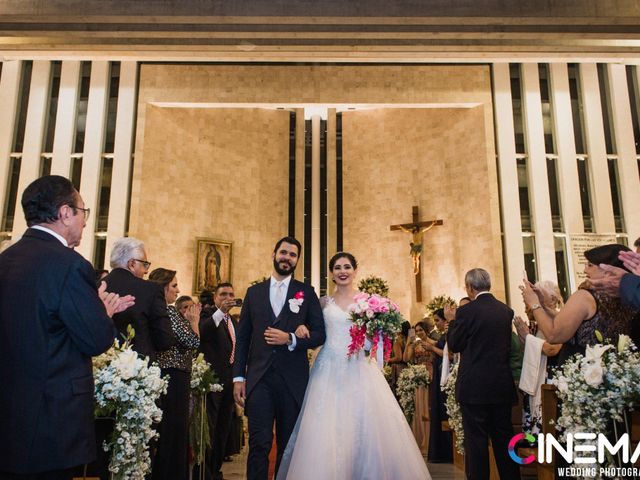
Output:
top-left (318, 297), bottom-right (354, 355)
top-left (277, 297), bottom-right (431, 480)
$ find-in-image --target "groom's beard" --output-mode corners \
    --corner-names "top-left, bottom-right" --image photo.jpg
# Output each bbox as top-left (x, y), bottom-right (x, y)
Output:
top-left (273, 258), bottom-right (297, 277)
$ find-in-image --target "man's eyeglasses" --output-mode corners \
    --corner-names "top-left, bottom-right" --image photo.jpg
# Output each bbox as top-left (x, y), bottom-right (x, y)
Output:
top-left (69, 205), bottom-right (91, 220)
top-left (132, 259), bottom-right (151, 269)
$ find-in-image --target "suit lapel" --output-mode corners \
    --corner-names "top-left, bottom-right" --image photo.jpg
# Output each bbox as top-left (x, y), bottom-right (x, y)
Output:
top-left (259, 281), bottom-right (276, 326)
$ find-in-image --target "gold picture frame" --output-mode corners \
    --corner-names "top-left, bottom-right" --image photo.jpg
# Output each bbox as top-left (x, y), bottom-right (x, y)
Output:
top-left (193, 238), bottom-right (232, 295)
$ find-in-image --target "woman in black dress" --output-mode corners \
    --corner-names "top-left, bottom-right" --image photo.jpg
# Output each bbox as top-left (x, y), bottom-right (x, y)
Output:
top-left (424, 308), bottom-right (453, 463)
top-left (149, 268), bottom-right (201, 480)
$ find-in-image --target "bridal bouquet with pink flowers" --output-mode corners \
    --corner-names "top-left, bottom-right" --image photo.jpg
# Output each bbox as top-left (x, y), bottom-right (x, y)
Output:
top-left (347, 292), bottom-right (404, 362)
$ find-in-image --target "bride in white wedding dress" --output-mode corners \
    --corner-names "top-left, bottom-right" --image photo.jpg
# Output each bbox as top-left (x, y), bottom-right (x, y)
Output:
top-left (277, 252), bottom-right (431, 480)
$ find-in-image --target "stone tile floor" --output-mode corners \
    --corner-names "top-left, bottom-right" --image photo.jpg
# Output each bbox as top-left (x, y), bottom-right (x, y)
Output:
top-left (221, 448), bottom-right (466, 479)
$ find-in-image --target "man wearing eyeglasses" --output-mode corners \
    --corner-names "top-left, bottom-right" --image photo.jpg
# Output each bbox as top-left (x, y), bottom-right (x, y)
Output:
top-left (103, 237), bottom-right (176, 363)
top-left (0, 175), bottom-right (134, 480)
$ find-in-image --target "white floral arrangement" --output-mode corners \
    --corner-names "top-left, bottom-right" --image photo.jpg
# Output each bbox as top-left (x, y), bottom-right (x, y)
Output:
top-left (93, 335), bottom-right (168, 480)
top-left (189, 353), bottom-right (223, 466)
top-left (190, 353), bottom-right (223, 393)
top-left (396, 364), bottom-right (430, 423)
top-left (442, 363), bottom-right (464, 454)
top-left (553, 333), bottom-right (640, 472)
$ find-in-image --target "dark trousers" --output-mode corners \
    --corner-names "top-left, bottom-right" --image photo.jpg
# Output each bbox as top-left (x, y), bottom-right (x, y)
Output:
top-left (205, 380), bottom-right (235, 480)
top-left (459, 402), bottom-right (521, 480)
top-left (0, 468), bottom-right (76, 480)
top-left (245, 368), bottom-right (300, 480)
top-left (153, 368), bottom-right (191, 480)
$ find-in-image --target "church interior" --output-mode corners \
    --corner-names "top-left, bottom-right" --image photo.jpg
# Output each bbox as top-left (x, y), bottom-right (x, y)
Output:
top-left (0, 1), bottom-right (639, 320)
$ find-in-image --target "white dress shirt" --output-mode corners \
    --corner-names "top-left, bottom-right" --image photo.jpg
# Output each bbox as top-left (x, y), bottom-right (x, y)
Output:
top-left (233, 275), bottom-right (297, 384)
top-left (270, 275), bottom-right (297, 350)
top-left (31, 225), bottom-right (68, 247)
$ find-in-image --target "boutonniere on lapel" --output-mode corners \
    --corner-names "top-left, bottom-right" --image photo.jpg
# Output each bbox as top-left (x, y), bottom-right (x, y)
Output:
top-left (288, 291), bottom-right (305, 313)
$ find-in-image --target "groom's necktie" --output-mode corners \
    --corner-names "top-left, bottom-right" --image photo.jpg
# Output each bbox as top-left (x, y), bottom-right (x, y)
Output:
top-left (225, 315), bottom-right (236, 364)
top-left (272, 281), bottom-right (286, 317)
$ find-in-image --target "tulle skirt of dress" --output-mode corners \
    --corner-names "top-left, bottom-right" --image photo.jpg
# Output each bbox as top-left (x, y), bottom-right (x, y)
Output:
top-left (276, 345), bottom-right (431, 480)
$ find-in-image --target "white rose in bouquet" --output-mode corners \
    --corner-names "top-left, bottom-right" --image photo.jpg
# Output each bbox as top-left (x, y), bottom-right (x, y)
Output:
top-left (582, 362), bottom-right (604, 387)
top-left (113, 349), bottom-right (140, 380)
top-left (584, 344), bottom-right (612, 362)
top-left (555, 376), bottom-right (569, 393)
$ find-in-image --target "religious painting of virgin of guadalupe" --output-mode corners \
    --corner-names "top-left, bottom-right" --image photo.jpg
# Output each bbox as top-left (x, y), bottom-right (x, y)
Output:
top-left (193, 238), bottom-right (232, 294)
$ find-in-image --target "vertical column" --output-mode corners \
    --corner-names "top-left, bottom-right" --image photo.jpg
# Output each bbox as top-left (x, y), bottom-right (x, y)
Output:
top-left (311, 114), bottom-right (321, 293)
top-left (294, 108), bottom-right (305, 271)
top-left (549, 63), bottom-right (584, 235)
top-left (492, 63), bottom-right (526, 308)
top-left (50, 61), bottom-right (81, 178)
top-left (76, 61), bottom-right (109, 260)
top-left (521, 63), bottom-right (557, 283)
top-left (326, 108), bottom-right (337, 265)
top-left (12, 61), bottom-right (52, 237)
top-left (0, 61), bottom-right (22, 219)
top-left (105, 61), bottom-right (138, 267)
top-left (607, 64), bottom-right (640, 242)
top-left (579, 63), bottom-right (615, 233)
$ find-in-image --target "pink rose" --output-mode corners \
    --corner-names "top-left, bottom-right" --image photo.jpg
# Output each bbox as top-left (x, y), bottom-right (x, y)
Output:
top-left (353, 292), bottom-right (369, 303)
top-left (367, 295), bottom-right (383, 312)
top-left (294, 291), bottom-right (304, 300)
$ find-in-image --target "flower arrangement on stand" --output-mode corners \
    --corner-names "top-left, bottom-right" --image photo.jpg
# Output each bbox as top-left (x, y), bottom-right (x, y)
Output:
top-left (425, 295), bottom-right (456, 317)
top-left (396, 364), bottom-right (430, 423)
top-left (442, 363), bottom-right (464, 454)
top-left (357, 275), bottom-right (390, 297)
top-left (189, 353), bottom-right (223, 470)
top-left (552, 333), bottom-right (640, 473)
top-left (93, 328), bottom-right (168, 480)
top-left (347, 292), bottom-right (404, 362)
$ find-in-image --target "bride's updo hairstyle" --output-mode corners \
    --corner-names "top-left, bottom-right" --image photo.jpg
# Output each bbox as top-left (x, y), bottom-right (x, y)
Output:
top-left (329, 252), bottom-right (358, 271)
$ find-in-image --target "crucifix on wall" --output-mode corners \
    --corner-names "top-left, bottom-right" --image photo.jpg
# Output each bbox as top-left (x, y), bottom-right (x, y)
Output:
top-left (390, 206), bottom-right (443, 302)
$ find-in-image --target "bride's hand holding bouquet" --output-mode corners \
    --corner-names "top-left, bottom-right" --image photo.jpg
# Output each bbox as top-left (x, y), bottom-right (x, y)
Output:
top-left (347, 292), bottom-right (404, 362)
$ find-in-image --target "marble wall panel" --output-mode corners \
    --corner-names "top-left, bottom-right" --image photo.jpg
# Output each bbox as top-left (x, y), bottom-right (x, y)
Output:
top-left (129, 105), bottom-right (290, 298)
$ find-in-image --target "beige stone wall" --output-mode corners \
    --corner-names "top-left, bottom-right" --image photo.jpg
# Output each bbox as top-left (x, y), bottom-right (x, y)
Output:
top-left (128, 105), bottom-right (290, 298)
top-left (131, 64), bottom-right (502, 312)
top-left (342, 107), bottom-right (504, 321)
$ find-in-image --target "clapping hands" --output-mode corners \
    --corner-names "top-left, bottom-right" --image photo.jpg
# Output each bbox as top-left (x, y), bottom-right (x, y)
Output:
top-left (620, 250), bottom-right (640, 275)
top-left (519, 279), bottom-right (541, 308)
top-left (589, 250), bottom-right (640, 296)
top-left (443, 303), bottom-right (456, 321)
top-left (98, 281), bottom-right (135, 318)
top-left (513, 315), bottom-right (530, 343)
top-left (184, 303), bottom-right (202, 329)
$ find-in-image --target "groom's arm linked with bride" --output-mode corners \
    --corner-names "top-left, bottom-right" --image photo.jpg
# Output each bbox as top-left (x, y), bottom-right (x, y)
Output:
top-left (231, 276), bottom-right (325, 479)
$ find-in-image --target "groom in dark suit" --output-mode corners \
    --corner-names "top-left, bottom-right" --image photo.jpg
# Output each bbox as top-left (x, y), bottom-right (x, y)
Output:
top-left (233, 236), bottom-right (326, 480)
top-left (447, 268), bottom-right (520, 480)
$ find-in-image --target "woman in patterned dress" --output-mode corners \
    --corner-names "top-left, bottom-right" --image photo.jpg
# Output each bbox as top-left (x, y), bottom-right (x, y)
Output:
top-left (149, 268), bottom-right (201, 480)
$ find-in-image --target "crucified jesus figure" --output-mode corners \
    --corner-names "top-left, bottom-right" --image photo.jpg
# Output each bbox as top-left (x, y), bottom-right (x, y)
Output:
top-left (396, 223), bottom-right (438, 275)
top-left (390, 206), bottom-right (443, 302)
